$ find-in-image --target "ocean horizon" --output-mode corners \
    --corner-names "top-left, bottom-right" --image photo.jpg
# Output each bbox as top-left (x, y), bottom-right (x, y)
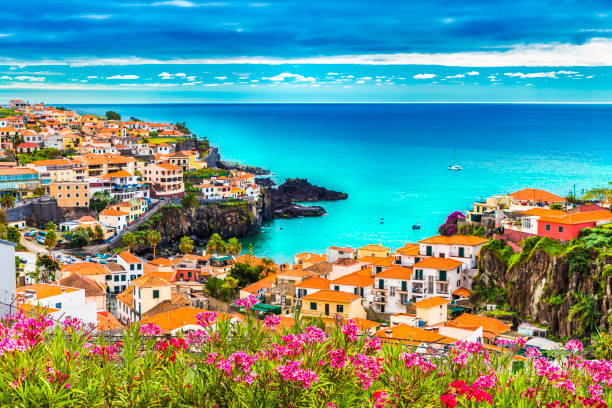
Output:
top-left (66, 103), bottom-right (612, 262)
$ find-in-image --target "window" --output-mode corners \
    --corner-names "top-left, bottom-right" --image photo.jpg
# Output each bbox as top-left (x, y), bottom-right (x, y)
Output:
top-left (66, 185), bottom-right (70, 190)
top-left (426, 246), bottom-right (432, 256)
top-left (401, 281), bottom-right (407, 291)
top-left (106, 275), bottom-right (111, 281)
top-left (58, 194), bottom-right (61, 198)
top-left (114, 275), bottom-right (119, 282)
top-left (390, 286), bottom-right (396, 296)
top-left (130, 275), bottom-right (135, 280)
top-left (58, 185), bottom-right (61, 190)
top-left (559, 226), bottom-right (563, 233)
top-left (378, 279), bottom-right (384, 289)
top-left (546, 224), bottom-right (551, 231)
top-left (137, 264), bottom-right (142, 270)
top-left (336, 304), bottom-right (344, 313)
top-left (130, 264), bottom-right (135, 270)
top-left (75, 202), bottom-right (79, 206)
top-left (76, 193), bottom-right (79, 197)
top-left (55, 302), bottom-right (62, 308)
top-left (334, 285), bottom-right (339, 291)
top-left (66, 194), bottom-right (70, 198)
top-left (121, 275), bottom-right (126, 281)
top-left (309, 302), bottom-right (317, 310)
top-left (353, 287), bottom-right (358, 295)
top-left (439, 270), bottom-right (447, 281)
top-left (153, 290), bottom-right (159, 299)
top-left (458, 247), bottom-right (465, 257)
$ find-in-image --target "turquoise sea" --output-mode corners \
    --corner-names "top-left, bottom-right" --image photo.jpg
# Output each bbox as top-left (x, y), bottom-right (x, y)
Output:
top-left (68, 103), bottom-right (612, 262)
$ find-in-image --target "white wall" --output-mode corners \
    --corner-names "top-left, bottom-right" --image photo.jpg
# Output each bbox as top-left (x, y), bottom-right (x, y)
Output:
top-left (0, 241), bottom-right (17, 317)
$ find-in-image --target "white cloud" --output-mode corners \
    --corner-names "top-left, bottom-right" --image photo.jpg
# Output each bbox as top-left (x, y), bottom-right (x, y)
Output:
top-left (504, 70), bottom-right (578, 79)
top-left (262, 72), bottom-right (315, 82)
top-left (0, 33), bottom-right (13, 38)
top-left (14, 76), bottom-right (45, 81)
top-left (445, 74), bottom-right (465, 78)
top-left (556, 70), bottom-right (579, 74)
top-left (86, 75), bottom-right (98, 79)
top-left (488, 75), bottom-right (499, 81)
top-left (79, 14), bottom-right (113, 20)
top-left (441, 18), bottom-right (455, 24)
top-left (355, 80), bottom-right (365, 84)
top-left (158, 72), bottom-right (188, 79)
top-left (107, 74), bottom-right (139, 79)
top-left (0, 76), bottom-right (11, 80)
top-left (151, 0), bottom-right (197, 6)
top-left (214, 76), bottom-right (228, 80)
top-left (586, 75), bottom-right (594, 78)
top-left (327, 72), bottom-right (339, 75)
top-left (466, 71), bottom-right (480, 76)
top-left (360, 76), bottom-right (372, 80)
top-left (187, 75), bottom-right (197, 81)
top-left (413, 73), bottom-right (436, 79)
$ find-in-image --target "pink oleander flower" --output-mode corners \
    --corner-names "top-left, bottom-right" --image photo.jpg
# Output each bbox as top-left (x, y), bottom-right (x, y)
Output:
top-left (372, 390), bottom-right (390, 408)
top-left (264, 314), bottom-right (282, 330)
top-left (276, 360), bottom-right (318, 389)
top-left (329, 348), bottom-right (347, 370)
top-left (186, 329), bottom-right (211, 346)
top-left (564, 340), bottom-right (583, 353)
top-left (341, 319), bottom-right (358, 342)
top-left (234, 295), bottom-right (258, 310)
top-left (350, 353), bottom-right (383, 390)
top-left (62, 317), bottom-right (84, 331)
top-left (140, 323), bottom-right (162, 336)
top-left (65, 382), bottom-right (71, 389)
top-left (327, 404), bottom-right (337, 408)
top-left (196, 311), bottom-right (218, 327)
top-left (365, 336), bottom-right (382, 352)
top-left (440, 393), bottom-right (458, 408)
top-left (525, 347), bottom-right (542, 359)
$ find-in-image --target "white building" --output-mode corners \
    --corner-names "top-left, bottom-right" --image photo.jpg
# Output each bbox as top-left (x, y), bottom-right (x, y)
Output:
top-left (326, 246), bottom-right (357, 264)
top-left (330, 272), bottom-right (374, 308)
top-left (0, 240), bottom-right (17, 317)
top-left (17, 284), bottom-right (97, 326)
top-left (411, 257), bottom-right (464, 301)
top-left (418, 235), bottom-right (488, 269)
top-left (372, 266), bottom-right (413, 314)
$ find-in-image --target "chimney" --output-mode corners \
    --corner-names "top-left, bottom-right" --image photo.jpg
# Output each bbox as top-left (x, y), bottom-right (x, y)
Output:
top-left (385, 329), bottom-right (392, 338)
top-left (24, 289), bottom-right (37, 300)
top-left (61, 287), bottom-right (66, 293)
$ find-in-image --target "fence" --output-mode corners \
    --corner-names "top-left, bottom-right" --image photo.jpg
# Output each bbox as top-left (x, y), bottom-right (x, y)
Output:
top-left (107, 199), bottom-right (167, 248)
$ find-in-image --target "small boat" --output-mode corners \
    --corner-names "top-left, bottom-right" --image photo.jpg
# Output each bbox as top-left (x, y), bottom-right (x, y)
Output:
top-left (412, 223), bottom-right (421, 230)
top-left (448, 148), bottom-right (462, 171)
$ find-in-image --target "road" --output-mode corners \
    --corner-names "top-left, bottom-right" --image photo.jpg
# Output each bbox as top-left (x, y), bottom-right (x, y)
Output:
top-left (19, 236), bottom-right (47, 255)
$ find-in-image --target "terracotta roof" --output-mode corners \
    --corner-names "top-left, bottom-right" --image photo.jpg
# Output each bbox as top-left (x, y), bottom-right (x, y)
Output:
top-left (358, 244), bottom-right (390, 252)
top-left (537, 209), bottom-right (612, 225)
top-left (116, 286), bottom-right (133, 308)
top-left (331, 272), bottom-right (373, 287)
top-left (59, 274), bottom-right (105, 297)
top-left (375, 266), bottom-right (413, 280)
top-left (412, 296), bottom-right (450, 308)
top-left (157, 163), bottom-right (182, 171)
top-left (303, 261), bottom-right (332, 274)
top-left (295, 252), bottom-right (327, 263)
top-left (302, 289), bottom-right (360, 303)
top-left (374, 324), bottom-right (456, 344)
top-left (453, 288), bottom-right (471, 298)
top-left (149, 271), bottom-right (177, 282)
top-left (105, 262), bottom-right (125, 272)
top-left (241, 277), bottom-right (275, 294)
top-left (17, 284), bottom-right (80, 300)
top-left (99, 208), bottom-right (129, 217)
top-left (141, 306), bottom-right (209, 332)
top-left (118, 251), bottom-right (141, 264)
top-left (295, 276), bottom-right (331, 290)
top-left (149, 257), bottom-right (172, 266)
top-left (132, 274), bottom-right (170, 288)
top-left (142, 293), bottom-right (191, 319)
top-left (97, 311), bottom-right (124, 332)
top-left (78, 215), bottom-right (97, 223)
top-left (61, 262), bottom-right (110, 276)
top-left (277, 268), bottom-right (312, 279)
top-left (394, 243), bottom-right (420, 256)
top-left (510, 188), bottom-right (566, 203)
top-left (328, 246), bottom-right (356, 252)
top-left (412, 257), bottom-right (463, 270)
top-left (0, 167), bottom-right (39, 176)
top-left (452, 313), bottom-right (511, 334)
top-left (521, 208), bottom-right (567, 217)
top-left (334, 258), bottom-right (359, 266)
top-left (102, 169), bottom-right (133, 179)
top-left (371, 256), bottom-right (395, 267)
top-left (418, 235), bottom-right (488, 246)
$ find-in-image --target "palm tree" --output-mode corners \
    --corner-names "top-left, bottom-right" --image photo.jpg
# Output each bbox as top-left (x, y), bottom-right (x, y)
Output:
top-left (1, 194), bottom-right (15, 210)
top-left (568, 291), bottom-right (601, 336)
top-left (226, 237), bottom-right (242, 256)
top-left (147, 230), bottom-right (162, 259)
top-left (179, 236), bottom-right (194, 255)
top-left (44, 229), bottom-right (58, 259)
top-left (261, 257), bottom-right (275, 277)
top-left (206, 233), bottom-right (226, 255)
top-left (122, 232), bottom-right (136, 251)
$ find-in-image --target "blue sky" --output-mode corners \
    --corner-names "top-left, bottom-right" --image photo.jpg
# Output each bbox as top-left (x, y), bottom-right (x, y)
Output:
top-left (1, 0), bottom-right (612, 102)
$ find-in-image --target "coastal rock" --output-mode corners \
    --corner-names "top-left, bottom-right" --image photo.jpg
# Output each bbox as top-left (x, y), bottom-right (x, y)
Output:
top-left (218, 161), bottom-right (271, 175)
top-left (255, 177), bottom-right (276, 188)
top-left (261, 178), bottom-right (347, 220)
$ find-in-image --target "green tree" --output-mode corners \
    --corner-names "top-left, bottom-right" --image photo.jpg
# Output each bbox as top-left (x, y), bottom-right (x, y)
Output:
top-left (69, 227), bottom-right (90, 248)
top-left (89, 191), bottom-right (114, 212)
top-left (1, 194), bottom-right (15, 210)
top-left (205, 276), bottom-right (223, 297)
top-left (226, 237), bottom-right (242, 256)
top-left (33, 186), bottom-right (46, 196)
top-left (105, 111), bottom-right (121, 121)
top-left (147, 230), bottom-right (162, 259)
top-left (591, 331), bottom-right (612, 359)
top-left (568, 291), bottom-right (601, 337)
top-left (44, 222), bottom-right (58, 258)
top-left (35, 255), bottom-right (60, 283)
top-left (261, 257), bottom-right (276, 277)
top-left (206, 233), bottom-right (226, 255)
top-left (179, 236), bottom-right (194, 255)
top-left (7, 226), bottom-right (20, 245)
top-left (181, 192), bottom-right (199, 208)
top-left (229, 262), bottom-right (263, 287)
top-left (549, 203), bottom-right (564, 210)
top-left (94, 225), bottom-right (104, 241)
top-left (122, 232), bottom-right (136, 251)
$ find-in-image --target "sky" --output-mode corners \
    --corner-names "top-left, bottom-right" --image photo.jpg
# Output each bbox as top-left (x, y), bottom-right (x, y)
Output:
top-left (1, 0), bottom-right (612, 102)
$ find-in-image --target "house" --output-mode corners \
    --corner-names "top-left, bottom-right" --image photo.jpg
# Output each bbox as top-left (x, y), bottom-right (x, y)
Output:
top-left (140, 306), bottom-right (209, 334)
top-left (276, 267), bottom-right (313, 285)
top-left (0, 127), bottom-right (18, 149)
top-left (357, 244), bottom-right (390, 258)
top-left (27, 159), bottom-right (83, 183)
top-left (535, 209), bottom-right (612, 241)
top-left (411, 257), bottom-right (464, 300)
top-left (418, 235), bottom-right (488, 269)
top-left (295, 276), bottom-right (332, 298)
top-left (374, 324), bottom-right (456, 348)
top-left (327, 246), bottom-right (357, 263)
top-left (412, 296), bottom-right (450, 326)
top-left (59, 262), bottom-right (111, 286)
top-left (99, 208), bottom-right (129, 232)
top-left (59, 273), bottom-right (107, 311)
top-left (240, 275), bottom-right (277, 300)
top-left (17, 284), bottom-right (97, 326)
top-left (99, 170), bottom-right (149, 202)
top-left (0, 240), bottom-right (17, 317)
top-left (127, 274), bottom-right (173, 320)
top-left (330, 272), bottom-right (374, 306)
top-left (109, 199), bottom-right (146, 224)
top-left (16, 142), bottom-right (40, 154)
top-left (294, 252), bottom-right (327, 268)
top-left (104, 262), bottom-right (131, 294)
top-left (142, 163), bottom-right (185, 199)
top-left (301, 290), bottom-right (366, 320)
top-left (450, 313), bottom-right (512, 344)
top-left (510, 188), bottom-right (566, 205)
top-left (0, 167), bottom-right (41, 197)
top-left (49, 181), bottom-right (90, 208)
top-left (371, 266), bottom-right (413, 314)
top-left (518, 322), bottom-right (548, 338)
top-left (329, 258), bottom-right (365, 280)
top-left (116, 251), bottom-right (144, 278)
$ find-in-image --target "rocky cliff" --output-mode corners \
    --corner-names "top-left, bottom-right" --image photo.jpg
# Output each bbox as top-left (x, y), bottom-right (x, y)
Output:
top-left (474, 244), bottom-right (612, 338)
top-left (132, 201), bottom-right (261, 256)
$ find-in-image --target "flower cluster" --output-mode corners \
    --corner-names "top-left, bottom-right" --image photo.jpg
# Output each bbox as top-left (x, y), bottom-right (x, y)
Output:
top-left (234, 295), bottom-right (258, 310)
top-left (275, 360), bottom-right (318, 389)
top-left (140, 323), bottom-right (162, 336)
top-left (264, 314), bottom-right (281, 330)
top-left (196, 311), bottom-right (218, 327)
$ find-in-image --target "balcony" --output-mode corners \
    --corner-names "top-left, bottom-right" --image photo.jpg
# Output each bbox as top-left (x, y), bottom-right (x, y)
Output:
top-left (372, 298), bottom-right (386, 305)
top-left (373, 287), bottom-right (387, 293)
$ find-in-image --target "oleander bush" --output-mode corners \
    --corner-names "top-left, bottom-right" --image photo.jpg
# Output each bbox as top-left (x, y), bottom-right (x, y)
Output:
top-left (0, 299), bottom-right (610, 407)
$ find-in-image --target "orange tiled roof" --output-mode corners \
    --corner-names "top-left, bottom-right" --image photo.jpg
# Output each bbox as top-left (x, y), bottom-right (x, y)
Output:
top-left (132, 274), bottom-right (170, 288)
top-left (148, 270), bottom-right (177, 282)
top-left (141, 306), bottom-right (208, 332)
top-left (0, 167), bottom-right (38, 176)
top-left (116, 286), bottom-right (134, 308)
top-left (118, 251), bottom-right (141, 264)
top-left (452, 313), bottom-right (511, 334)
top-left (99, 208), bottom-right (129, 217)
top-left (375, 266), bottom-right (413, 280)
top-left (359, 244), bottom-right (390, 252)
top-left (294, 276), bottom-right (331, 290)
top-left (412, 257), bottom-right (463, 270)
top-left (102, 169), bottom-right (133, 179)
top-left (537, 209), bottom-right (612, 225)
top-left (97, 311), bottom-right (124, 332)
top-left (412, 296), bottom-right (450, 308)
top-left (61, 262), bottom-right (110, 276)
top-left (302, 289), bottom-right (360, 303)
top-left (295, 252), bottom-right (327, 263)
top-left (157, 163), bottom-right (182, 171)
top-left (59, 274), bottom-right (105, 297)
top-left (28, 159), bottom-right (72, 167)
top-left (374, 324), bottom-right (456, 344)
top-left (418, 235), bottom-right (488, 246)
top-left (371, 256), bottom-right (395, 267)
top-left (17, 284), bottom-right (79, 300)
top-left (149, 258), bottom-right (172, 266)
top-left (331, 272), bottom-right (373, 287)
top-left (241, 277), bottom-right (276, 294)
top-left (394, 243), bottom-right (420, 256)
top-left (453, 288), bottom-right (471, 298)
top-left (78, 215), bottom-right (97, 222)
top-left (510, 188), bottom-right (566, 203)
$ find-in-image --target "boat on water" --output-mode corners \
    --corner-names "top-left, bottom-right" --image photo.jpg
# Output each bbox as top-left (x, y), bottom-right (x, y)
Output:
top-left (448, 148), bottom-right (462, 171)
top-left (412, 223), bottom-right (421, 230)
